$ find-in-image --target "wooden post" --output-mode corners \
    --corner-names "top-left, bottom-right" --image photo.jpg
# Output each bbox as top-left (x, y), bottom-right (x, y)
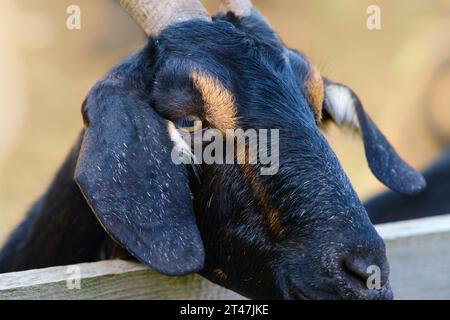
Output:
top-left (0, 260), bottom-right (245, 300)
top-left (0, 214), bottom-right (449, 300)
top-left (376, 214), bottom-right (450, 300)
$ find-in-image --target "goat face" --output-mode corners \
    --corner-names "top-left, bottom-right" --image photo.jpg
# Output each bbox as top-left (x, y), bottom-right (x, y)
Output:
top-left (75, 3), bottom-right (426, 300)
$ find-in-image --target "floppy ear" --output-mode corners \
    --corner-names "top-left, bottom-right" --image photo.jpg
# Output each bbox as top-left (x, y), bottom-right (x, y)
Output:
top-left (323, 79), bottom-right (426, 195)
top-left (74, 50), bottom-right (204, 276)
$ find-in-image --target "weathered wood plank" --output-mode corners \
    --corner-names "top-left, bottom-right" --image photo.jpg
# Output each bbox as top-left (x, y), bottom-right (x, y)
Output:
top-left (376, 214), bottom-right (450, 300)
top-left (0, 214), bottom-right (449, 300)
top-left (0, 260), bottom-right (245, 300)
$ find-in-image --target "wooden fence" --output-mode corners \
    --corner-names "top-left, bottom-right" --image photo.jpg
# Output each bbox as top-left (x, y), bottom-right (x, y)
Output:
top-left (1, 214), bottom-right (449, 300)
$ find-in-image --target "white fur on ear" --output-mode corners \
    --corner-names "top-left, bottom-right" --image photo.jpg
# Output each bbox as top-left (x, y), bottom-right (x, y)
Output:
top-left (324, 84), bottom-right (360, 130)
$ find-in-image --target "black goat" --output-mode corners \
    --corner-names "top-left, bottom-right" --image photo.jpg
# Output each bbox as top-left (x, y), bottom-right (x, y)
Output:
top-left (366, 150), bottom-right (450, 224)
top-left (0, 0), bottom-right (426, 300)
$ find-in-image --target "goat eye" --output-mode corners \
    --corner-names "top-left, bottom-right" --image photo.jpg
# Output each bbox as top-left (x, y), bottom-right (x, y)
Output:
top-left (175, 116), bottom-right (203, 133)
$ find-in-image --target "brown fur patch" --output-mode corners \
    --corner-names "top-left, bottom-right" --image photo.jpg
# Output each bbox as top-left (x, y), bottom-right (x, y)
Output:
top-left (213, 268), bottom-right (229, 281)
top-left (241, 162), bottom-right (285, 239)
top-left (191, 70), bottom-right (238, 131)
top-left (192, 70), bottom-right (283, 238)
top-left (232, 138), bottom-right (284, 238)
top-left (305, 65), bottom-right (324, 123)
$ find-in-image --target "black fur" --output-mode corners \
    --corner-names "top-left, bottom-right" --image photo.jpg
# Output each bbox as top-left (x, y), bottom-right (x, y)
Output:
top-left (366, 150), bottom-right (450, 224)
top-left (0, 134), bottom-right (118, 272)
top-left (0, 11), bottom-right (422, 300)
top-left (75, 46), bottom-right (204, 276)
top-left (323, 80), bottom-right (426, 195)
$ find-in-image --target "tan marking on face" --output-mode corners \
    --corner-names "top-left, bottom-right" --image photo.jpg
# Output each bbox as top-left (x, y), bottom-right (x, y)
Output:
top-left (232, 140), bottom-right (284, 238)
top-left (305, 65), bottom-right (324, 123)
top-left (240, 161), bottom-right (284, 239)
top-left (191, 70), bottom-right (238, 131)
top-left (213, 268), bottom-right (229, 281)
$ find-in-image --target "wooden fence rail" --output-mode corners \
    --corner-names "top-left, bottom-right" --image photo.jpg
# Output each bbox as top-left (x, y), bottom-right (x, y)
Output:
top-left (1, 214), bottom-right (450, 300)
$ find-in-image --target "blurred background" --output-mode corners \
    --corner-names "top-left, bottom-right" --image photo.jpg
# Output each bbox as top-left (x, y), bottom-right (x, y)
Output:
top-left (1, 0), bottom-right (449, 244)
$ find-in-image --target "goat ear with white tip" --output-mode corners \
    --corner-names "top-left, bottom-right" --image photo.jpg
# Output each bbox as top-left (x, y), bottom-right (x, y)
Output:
top-left (323, 79), bottom-right (427, 195)
top-left (74, 49), bottom-right (205, 276)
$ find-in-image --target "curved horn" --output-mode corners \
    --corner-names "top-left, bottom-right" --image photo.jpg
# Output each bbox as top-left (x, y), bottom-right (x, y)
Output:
top-left (120, 0), bottom-right (211, 37)
top-left (219, 0), bottom-right (253, 17)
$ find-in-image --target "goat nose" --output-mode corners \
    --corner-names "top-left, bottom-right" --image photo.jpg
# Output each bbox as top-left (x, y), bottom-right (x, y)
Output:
top-left (343, 254), bottom-right (389, 289)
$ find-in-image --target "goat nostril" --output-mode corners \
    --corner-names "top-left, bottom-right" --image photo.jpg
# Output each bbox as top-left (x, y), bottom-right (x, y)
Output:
top-left (343, 255), bottom-right (389, 289)
top-left (343, 256), bottom-right (393, 299)
top-left (343, 258), bottom-right (371, 284)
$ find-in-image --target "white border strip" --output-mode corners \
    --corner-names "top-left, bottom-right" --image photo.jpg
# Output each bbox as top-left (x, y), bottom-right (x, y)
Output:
top-left (376, 213), bottom-right (450, 240)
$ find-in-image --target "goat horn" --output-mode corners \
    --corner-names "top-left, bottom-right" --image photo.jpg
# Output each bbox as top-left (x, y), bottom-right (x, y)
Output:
top-left (120, 0), bottom-right (211, 37)
top-left (219, 0), bottom-right (253, 17)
